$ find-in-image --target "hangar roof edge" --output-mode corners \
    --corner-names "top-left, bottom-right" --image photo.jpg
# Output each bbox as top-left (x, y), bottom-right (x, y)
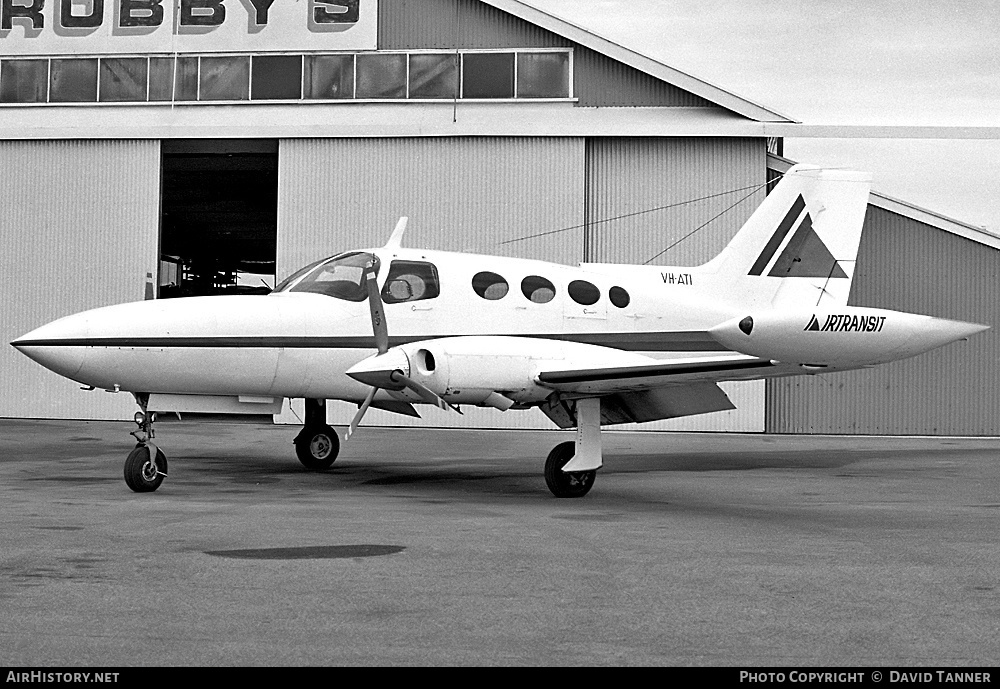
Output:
top-left (768, 154), bottom-right (1000, 251)
top-left (478, 0), bottom-right (797, 124)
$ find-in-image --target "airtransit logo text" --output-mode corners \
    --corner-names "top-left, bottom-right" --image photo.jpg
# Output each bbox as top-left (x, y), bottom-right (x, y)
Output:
top-left (804, 314), bottom-right (887, 333)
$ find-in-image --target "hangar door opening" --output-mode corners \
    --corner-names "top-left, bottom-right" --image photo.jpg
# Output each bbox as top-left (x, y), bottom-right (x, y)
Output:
top-left (159, 140), bottom-right (278, 298)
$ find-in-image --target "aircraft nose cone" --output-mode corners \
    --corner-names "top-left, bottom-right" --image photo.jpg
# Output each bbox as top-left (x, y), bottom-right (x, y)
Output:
top-left (11, 312), bottom-right (90, 380)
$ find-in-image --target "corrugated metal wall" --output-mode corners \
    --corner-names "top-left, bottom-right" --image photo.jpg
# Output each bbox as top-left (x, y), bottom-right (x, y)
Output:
top-left (0, 140), bottom-right (160, 420)
top-left (275, 136), bottom-right (586, 429)
top-left (586, 137), bottom-right (766, 265)
top-left (767, 205), bottom-right (1000, 435)
top-left (277, 137), bottom-right (584, 268)
top-left (584, 136), bottom-right (767, 431)
top-left (573, 47), bottom-right (717, 108)
top-left (377, 0), bottom-right (722, 108)
top-left (378, 0), bottom-right (569, 49)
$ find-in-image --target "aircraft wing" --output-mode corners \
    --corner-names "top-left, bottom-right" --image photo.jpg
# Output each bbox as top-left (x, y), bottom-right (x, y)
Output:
top-left (533, 352), bottom-right (783, 428)
top-left (535, 353), bottom-right (776, 396)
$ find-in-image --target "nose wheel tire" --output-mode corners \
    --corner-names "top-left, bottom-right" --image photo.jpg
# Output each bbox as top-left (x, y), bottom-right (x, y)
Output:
top-left (294, 424), bottom-right (340, 471)
top-left (124, 444), bottom-right (168, 493)
top-left (544, 441), bottom-right (596, 498)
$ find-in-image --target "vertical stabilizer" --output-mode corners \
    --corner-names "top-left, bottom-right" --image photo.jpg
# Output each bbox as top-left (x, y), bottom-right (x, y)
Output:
top-left (702, 165), bottom-right (873, 310)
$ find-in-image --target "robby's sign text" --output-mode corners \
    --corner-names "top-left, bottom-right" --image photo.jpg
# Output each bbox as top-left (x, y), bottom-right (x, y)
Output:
top-left (0, 0), bottom-right (377, 54)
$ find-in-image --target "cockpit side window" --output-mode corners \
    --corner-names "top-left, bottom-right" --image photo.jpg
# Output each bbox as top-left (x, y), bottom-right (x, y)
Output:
top-left (381, 260), bottom-right (441, 304)
top-left (285, 252), bottom-right (379, 302)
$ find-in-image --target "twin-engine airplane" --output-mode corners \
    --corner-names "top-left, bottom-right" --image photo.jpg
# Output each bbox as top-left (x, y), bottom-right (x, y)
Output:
top-left (11, 165), bottom-right (988, 497)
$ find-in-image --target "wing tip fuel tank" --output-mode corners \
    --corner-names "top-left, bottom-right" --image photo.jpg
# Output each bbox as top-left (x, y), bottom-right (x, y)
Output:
top-left (709, 308), bottom-right (988, 367)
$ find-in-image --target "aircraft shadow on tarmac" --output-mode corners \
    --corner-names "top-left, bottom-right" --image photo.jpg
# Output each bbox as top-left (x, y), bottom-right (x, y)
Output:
top-left (150, 444), bottom-right (918, 500)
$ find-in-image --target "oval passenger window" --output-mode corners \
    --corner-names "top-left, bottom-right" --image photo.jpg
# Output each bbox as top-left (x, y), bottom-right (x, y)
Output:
top-left (568, 280), bottom-right (600, 306)
top-left (520, 275), bottom-right (556, 304)
top-left (472, 271), bottom-right (509, 300)
top-left (609, 286), bottom-right (630, 308)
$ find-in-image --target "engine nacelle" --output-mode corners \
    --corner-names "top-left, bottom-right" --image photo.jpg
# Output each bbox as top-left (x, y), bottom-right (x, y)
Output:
top-left (708, 307), bottom-right (987, 367)
top-left (346, 336), bottom-right (654, 407)
top-left (395, 337), bottom-right (559, 406)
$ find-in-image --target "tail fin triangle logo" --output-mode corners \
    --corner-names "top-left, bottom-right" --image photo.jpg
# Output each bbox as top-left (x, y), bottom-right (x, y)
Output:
top-left (749, 195), bottom-right (848, 280)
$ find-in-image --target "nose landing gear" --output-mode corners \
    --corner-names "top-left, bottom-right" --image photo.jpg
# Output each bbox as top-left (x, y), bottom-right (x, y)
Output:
top-left (125, 393), bottom-right (167, 492)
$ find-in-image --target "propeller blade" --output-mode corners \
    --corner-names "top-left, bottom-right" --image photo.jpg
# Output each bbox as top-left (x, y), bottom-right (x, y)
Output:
top-left (390, 371), bottom-right (463, 415)
top-left (345, 387), bottom-right (378, 441)
top-left (364, 262), bottom-right (389, 355)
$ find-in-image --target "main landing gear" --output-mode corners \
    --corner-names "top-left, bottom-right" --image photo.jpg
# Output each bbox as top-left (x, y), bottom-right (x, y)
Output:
top-left (544, 441), bottom-right (596, 498)
top-left (543, 397), bottom-right (603, 498)
top-left (288, 397), bottom-right (604, 496)
top-left (293, 398), bottom-right (340, 471)
top-left (124, 393), bottom-right (167, 493)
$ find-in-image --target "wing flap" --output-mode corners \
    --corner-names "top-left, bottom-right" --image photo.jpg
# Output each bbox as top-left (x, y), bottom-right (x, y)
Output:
top-left (536, 355), bottom-right (775, 395)
top-left (602, 383), bottom-right (736, 424)
top-left (538, 382), bottom-right (737, 428)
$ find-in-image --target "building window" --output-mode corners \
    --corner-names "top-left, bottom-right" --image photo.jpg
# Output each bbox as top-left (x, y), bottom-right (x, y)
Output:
top-left (100, 58), bottom-right (148, 102)
top-left (252, 55), bottom-right (302, 100)
top-left (304, 55), bottom-right (355, 99)
top-left (148, 57), bottom-right (199, 102)
top-left (521, 275), bottom-right (556, 304)
top-left (356, 53), bottom-right (406, 99)
top-left (50, 59), bottom-right (97, 103)
top-left (409, 53), bottom-right (458, 99)
top-left (517, 52), bottom-right (569, 98)
top-left (472, 271), bottom-right (509, 300)
top-left (462, 52), bottom-right (514, 98)
top-left (148, 58), bottom-right (174, 101)
top-left (0, 49), bottom-right (571, 105)
top-left (568, 280), bottom-right (600, 306)
top-left (200, 56), bottom-right (250, 101)
top-left (0, 60), bottom-right (48, 103)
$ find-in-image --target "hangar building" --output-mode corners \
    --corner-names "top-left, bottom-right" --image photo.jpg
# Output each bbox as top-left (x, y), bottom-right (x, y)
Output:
top-left (1, 0), bottom-right (996, 435)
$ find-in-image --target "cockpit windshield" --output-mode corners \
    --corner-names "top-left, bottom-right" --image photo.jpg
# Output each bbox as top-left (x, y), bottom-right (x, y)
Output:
top-left (276, 252), bottom-right (380, 302)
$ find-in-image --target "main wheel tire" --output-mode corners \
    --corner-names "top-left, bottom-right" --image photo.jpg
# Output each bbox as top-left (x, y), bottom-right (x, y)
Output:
top-left (294, 424), bottom-right (340, 470)
top-left (124, 445), bottom-right (167, 493)
top-left (544, 441), bottom-right (596, 498)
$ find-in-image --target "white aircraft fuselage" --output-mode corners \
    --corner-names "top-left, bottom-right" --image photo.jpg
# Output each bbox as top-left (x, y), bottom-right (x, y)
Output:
top-left (13, 246), bottom-right (982, 409)
top-left (12, 250), bottom-right (733, 404)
